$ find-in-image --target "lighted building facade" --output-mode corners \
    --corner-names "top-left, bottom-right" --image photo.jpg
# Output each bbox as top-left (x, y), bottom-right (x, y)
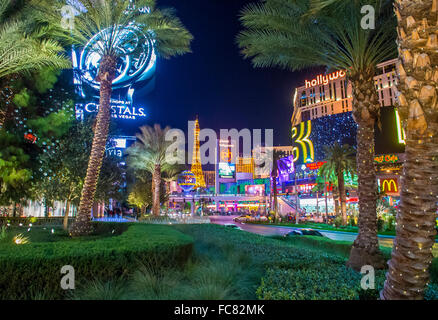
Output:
top-left (292, 59), bottom-right (398, 126)
top-left (289, 58), bottom-right (404, 202)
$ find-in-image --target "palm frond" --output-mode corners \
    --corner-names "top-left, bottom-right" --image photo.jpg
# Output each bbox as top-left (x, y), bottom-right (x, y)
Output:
top-left (0, 0), bottom-right (71, 78)
top-left (31, 0), bottom-right (192, 60)
top-left (237, 0), bottom-right (397, 73)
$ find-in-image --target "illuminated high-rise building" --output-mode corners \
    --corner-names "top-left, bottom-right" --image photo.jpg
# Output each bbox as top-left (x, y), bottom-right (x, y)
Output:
top-left (191, 117), bottom-right (206, 188)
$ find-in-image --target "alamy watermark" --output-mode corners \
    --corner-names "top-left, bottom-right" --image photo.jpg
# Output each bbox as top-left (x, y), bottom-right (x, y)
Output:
top-left (360, 265), bottom-right (375, 290)
top-left (165, 122), bottom-right (274, 176)
top-left (60, 265), bottom-right (75, 290)
top-left (361, 5), bottom-right (375, 30)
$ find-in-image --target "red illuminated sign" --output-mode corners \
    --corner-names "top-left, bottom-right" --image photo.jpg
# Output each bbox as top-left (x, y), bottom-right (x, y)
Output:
top-left (305, 161), bottom-right (327, 170)
top-left (298, 183), bottom-right (317, 193)
top-left (305, 70), bottom-right (346, 88)
top-left (24, 133), bottom-right (37, 143)
top-left (374, 154), bottom-right (399, 164)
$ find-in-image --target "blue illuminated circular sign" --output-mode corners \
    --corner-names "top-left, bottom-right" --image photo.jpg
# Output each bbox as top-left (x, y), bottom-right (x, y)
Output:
top-left (79, 25), bottom-right (156, 91)
top-left (177, 171), bottom-right (197, 192)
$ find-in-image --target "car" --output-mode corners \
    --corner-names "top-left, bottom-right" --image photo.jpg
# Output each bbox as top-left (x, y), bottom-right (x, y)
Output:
top-left (224, 223), bottom-right (242, 230)
top-left (284, 228), bottom-right (324, 237)
top-left (233, 215), bottom-right (252, 222)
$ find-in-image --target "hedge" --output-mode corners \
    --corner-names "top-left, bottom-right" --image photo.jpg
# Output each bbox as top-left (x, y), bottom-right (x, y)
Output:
top-left (0, 223), bottom-right (193, 299)
top-left (0, 216), bottom-right (75, 226)
top-left (257, 265), bottom-right (362, 300)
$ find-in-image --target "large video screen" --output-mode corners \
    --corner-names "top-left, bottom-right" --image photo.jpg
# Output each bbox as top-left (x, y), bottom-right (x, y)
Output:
top-left (218, 162), bottom-right (236, 179)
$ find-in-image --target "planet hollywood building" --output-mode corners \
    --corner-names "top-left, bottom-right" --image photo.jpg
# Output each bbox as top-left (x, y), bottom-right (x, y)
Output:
top-left (290, 58), bottom-right (405, 201)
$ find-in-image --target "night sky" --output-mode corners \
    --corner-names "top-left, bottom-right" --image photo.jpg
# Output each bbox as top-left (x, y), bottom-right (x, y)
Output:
top-left (125, 0), bottom-right (323, 146)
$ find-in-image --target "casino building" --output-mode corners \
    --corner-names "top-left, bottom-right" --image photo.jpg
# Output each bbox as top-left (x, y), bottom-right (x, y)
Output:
top-left (288, 58), bottom-right (405, 213)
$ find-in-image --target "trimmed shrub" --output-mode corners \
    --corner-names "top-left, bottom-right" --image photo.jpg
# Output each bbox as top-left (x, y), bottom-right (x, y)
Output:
top-left (0, 216), bottom-right (75, 226)
top-left (256, 264), bottom-right (362, 300)
top-left (0, 223), bottom-right (193, 300)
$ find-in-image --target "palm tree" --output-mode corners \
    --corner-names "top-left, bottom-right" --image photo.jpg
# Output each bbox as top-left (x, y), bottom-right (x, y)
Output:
top-left (34, 0), bottom-right (192, 235)
top-left (127, 124), bottom-right (174, 217)
top-left (0, 0), bottom-right (70, 128)
top-left (237, 0), bottom-right (396, 269)
top-left (0, 0), bottom-right (70, 78)
top-left (381, 0), bottom-right (438, 300)
top-left (162, 165), bottom-right (181, 212)
top-left (319, 143), bottom-right (356, 225)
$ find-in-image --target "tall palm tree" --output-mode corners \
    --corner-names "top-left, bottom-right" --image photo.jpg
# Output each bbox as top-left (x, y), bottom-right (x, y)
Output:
top-left (237, 0), bottom-right (396, 269)
top-left (127, 124), bottom-right (174, 217)
top-left (34, 0), bottom-right (192, 235)
top-left (381, 0), bottom-right (438, 300)
top-left (0, 0), bottom-right (70, 128)
top-left (319, 143), bottom-right (356, 225)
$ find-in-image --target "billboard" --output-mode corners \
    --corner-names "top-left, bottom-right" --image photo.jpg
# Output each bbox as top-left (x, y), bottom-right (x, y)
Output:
top-left (245, 185), bottom-right (265, 195)
top-left (72, 23), bottom-right (156, 123)
top-left (219, 162), bottom-right (236, 179)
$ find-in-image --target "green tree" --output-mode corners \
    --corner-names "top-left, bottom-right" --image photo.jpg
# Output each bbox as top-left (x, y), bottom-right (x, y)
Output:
top-left (127, 124), bottom-right (175, 216)
top-left (33, 0), bottom-right (193, 235)
top-left (314, 165), bottom-right (336, 221)
top-left (34, 119), bottom-right (124, 230)
top-left (0, 69), bottom-right (75, 211)
top-left (382, 0), bottom-right (438, 300)
top-left (319, 143), bottom-right (356, 225)
top-left (237, 0), bottom-right (396, 270)
top-left (128, 173), bottom-right (168, 217)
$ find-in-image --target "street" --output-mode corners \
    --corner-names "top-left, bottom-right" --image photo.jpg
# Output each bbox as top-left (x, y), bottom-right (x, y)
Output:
top-left (210, 215), bottom-right (401, 249)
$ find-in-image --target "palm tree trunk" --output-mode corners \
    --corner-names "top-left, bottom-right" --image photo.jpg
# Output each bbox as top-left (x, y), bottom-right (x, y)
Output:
top-left (333, 188), bottom-right (340, 217)
top-left (70, 55), bottom-right (117, 237)
top-left (382, 0), bottom-right (438, 300)
top-left (347, 71), bottom-right (385, 270)
top-left (63, 200), bottom-right (71, 230)
top-left (152, 164), bottom-right (161, 216)
top-left (338, 170), bottom-right (347, 225)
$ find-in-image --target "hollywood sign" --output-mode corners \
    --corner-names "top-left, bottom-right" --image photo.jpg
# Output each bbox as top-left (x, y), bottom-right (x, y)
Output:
top-left (305, 70), bottom-right (347, 88)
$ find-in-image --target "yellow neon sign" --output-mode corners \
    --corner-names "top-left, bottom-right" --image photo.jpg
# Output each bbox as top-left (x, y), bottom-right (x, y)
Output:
top-left (292, 120), bottom-right (314, 163)
top-left (380, 179), bottom-right (398, 193)
top-left (395, 109), bottom-right (406, 145)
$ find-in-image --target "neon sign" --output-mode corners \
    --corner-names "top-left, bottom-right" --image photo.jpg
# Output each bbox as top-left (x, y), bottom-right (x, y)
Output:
top-left (374, 154), bottom-right (399, 164)
top-left (24, 133), bottom-right (37, 144)
top-left (298, 183), bottom-right (317, 193)
top-left (77, 101), bottom-right (146, 120)
top-left (395, 109), bottom-right (406, 144)
top-left (292, 120), bottom-right (314, 163)
top-left (305, 70), bottom-right (346, 88)
top-left (378, 178), bottom-right (399, 194)
top-left (305, 161), bottom-right (327, 170)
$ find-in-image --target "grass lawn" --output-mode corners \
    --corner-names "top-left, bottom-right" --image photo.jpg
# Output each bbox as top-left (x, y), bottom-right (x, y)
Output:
top-left (2, 222), bottom-right (438, 300)
top-left (62, 224), bottom-right (438, 300)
